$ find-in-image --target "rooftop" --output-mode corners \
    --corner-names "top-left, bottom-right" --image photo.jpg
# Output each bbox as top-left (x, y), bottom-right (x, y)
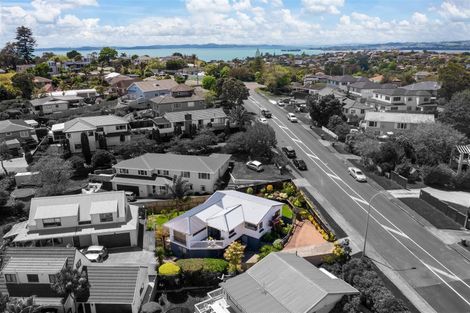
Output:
top-left (402, 81), bottom-right (441, 91)
top-left (373, 88), bottom-right (431, 97)
top-left (63, 115), bottom-right (128, 133)
top-left (130, 79), bottom-right (178, 92)
top-left (3, 257), bottom-right (67, 273)
top-left (365, 111), bottom-right (435, 124)
top-left (163, 108), bottom-right (226, 123)
top-left (0, 120), bottom-right (32, 134)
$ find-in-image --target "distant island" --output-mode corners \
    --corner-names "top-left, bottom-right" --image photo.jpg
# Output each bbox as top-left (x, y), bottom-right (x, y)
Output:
top-left (316, 40), bottom-right (470, 51)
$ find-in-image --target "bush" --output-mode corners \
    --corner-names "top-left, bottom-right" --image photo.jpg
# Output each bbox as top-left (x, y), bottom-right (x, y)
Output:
top-left (266, 184), bottom-right (274, 192)
top-left (282, 182), bottom-right (296, 196)
top-left (202, 258), bottom-right (228, 273)
top-left (246, 187), bottom-right (254, 194)
top-left (158, 263), bottom-right (181, 276)
top-left (261, 231), bottom-right (279, 243)
top-left (281, 224), bottom-right (293, 236)
top-left (453, 171), bottom-right (470, 191)
top-left (273, 239), bottom-right (283, 250)
top-left (258, 244), bottom-right (279, 260)
top-left (422, 164), bottom-right (454, 188)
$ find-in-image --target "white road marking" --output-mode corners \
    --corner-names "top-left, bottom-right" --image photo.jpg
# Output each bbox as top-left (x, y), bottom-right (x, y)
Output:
top-left (350, 196), bottom-right (369, 205)
top-left (382, 224), bottom-right (410, 239)
top-left (424, 263), bottom-right (461, 282)
top-left (327, 173), bottom-right (342, 181)
top-left (291, 138), bottom-right (302, 143)
top-left (306, 153), bottom-right (319, 160)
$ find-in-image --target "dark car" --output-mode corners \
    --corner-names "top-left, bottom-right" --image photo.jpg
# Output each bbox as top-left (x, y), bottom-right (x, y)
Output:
top-left (293, 159), bottom-right (307, 170)
top-left (282, 146), bottom-right (296, 158)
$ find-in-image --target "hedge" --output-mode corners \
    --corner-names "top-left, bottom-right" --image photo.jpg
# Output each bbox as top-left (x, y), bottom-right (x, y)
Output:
top-left (158, 263), bottom-right (181, 276)
top-left (176, 258), bottom-right (228, 273)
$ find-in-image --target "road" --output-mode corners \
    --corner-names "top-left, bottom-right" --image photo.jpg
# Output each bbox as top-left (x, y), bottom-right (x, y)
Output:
top-left (244, 90), bottom-right (470, 313)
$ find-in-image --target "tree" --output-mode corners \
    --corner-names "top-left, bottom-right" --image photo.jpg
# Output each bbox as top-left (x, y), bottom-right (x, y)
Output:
top-left (308, 94), bottom-right (344, 127)
top-left (31, 156), bottom-right (72, 196)
top-left (0, 85), bottom-right (19, 101)
top-left (165, 59), bottom-right (186, 70)
top-left (215, 77), bottom-right (249, 107)
top-left (438, 62), bottom-right (470, 100)
top-left (0, 142), bottom-right (12, 175)
top-left (165, 175), bottom-right (192, 203)
top-left (202, 75), bottom-right (217, 90)
top-left (91, 149), bottom-right (115, 169)
top-left (225, 123), bottom-right (277, 159)
top-left (66, 50), bottom-right (81, 60)
top-left (15, 26), bottom-right (36, 64)
top-left (98, 47), bottom-right (118, 65)
top-left (80, 132), bottom-right (92, 164)
top-left (51, 267), bottom-right (89, 312)
top-left (264, 65), bottom-right (291, 94)
top-left (440, 89), bottom-right (470, 137)
top-left (4, 297), bottom-right (40, 313)
top-left (32, 62), bottom-right (50, 78)
top-left (228, 105), bottom-right (250, 130)
top-left (11, 72), bottom-right (34, 99)
top-left (68, 155), bottom-right (86, 177)
top-left (327, 115), bottom-right (345, 131)
top-left (224, 241), bottom-right (245, 274)
top-left (0, 42), bottom-right (19, 69)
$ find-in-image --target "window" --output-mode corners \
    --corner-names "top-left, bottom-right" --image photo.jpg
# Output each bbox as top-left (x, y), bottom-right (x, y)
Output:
top-left (407, 106), bottom-right (412, 111)
top-left (49, 274), bottom-right (57, 283)
top-left (87, 131), bottom-right (94, 136)
top-left (368, 121), bottom-right (377, 127)
top-left (5, 274), bottom-right (17, 283)
top-left (174, 103), bottom-right (182, 109)
top-left (424, 97), bottom-right (429, 102)
top-left (407, 97), bottom-right (412, 101)
top-left (228, 229), bottom-right (237, 239)
top-left (181, 171), bottom-right (190, 178)
top-left (258, 222), bottom-right (264, 233)
top-left (390, 107), bottom-right (398, 111)
top-left (96, 127), bottom-right (104, 132)
top-left (360, 109), bottom-right (365, 114)
top-left (43, 218), bottom-right (61, 227)
top-left (385, 96), bottom-right (390, 101)
top-left (350, 109), bottom-right (356, 114)
top-left (5, 132), bottom-right (12, 136)
top-left (119, 169), bottom-right (129, 174)
top-left (245, 222), bottom-right (257, 231)
top-left (173, 230), bottom-right (186, 245)
top-left (20, 131), bottom-right (29, 138)
top-left (66, 133), bottom-right (71, 138)
top-left (74, 144), bottom-right (82, 150)
top-left (188, 101), bottom-right (194, 107)
top-left (27, 274), bottom-right (39, 283)
top-left (99, 213), bottom-right (113, 222)
top-left (116, 125), bottom-right (126, 130)
top-left (138, 170), bottom-right (148, 176)
top-left (75, 259), bottom-right (82, 269)
top-left (201, 185), bottom-right (206, 192)
top-left (198, 173), bottom-right (210, 180)
top-left (392, 97), bottom-right (401, 101)
top-left (162, 170), bottom-right (169, 176)
top-left (396, 123), bottom-right (407, 129)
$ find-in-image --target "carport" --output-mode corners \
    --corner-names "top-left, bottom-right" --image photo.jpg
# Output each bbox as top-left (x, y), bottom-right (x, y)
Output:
top-left (98, 233), bottom-right (131, 248)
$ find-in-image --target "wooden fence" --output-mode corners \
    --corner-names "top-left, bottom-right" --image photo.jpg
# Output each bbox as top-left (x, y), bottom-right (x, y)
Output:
top-left (144, 195), bottom-right (211, 214)
top-left (420, 190), bottom-right (469, 229)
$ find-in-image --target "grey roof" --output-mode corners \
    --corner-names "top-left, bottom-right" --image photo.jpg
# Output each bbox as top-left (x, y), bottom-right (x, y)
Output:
top-left (150, 90), bottom-right (204, 105)
top-left (113, 152), bottom-right (231, 173)
top-left (402, 81), bottom-right (441, 91)
top-left (373, 88), bottom-right (431, 97)
top-left (0, 246), bottom-right (77, 270)
top-left (30, 97), bottom-right (69, 107)
top-left (3, 257), bottom-right (66, 273)
top-left (350, 81), bottom-right (396, 90)
top-left (63, 115), bottom-right (128, 132)
top-left (163, 108), bottom-right (226, 123)
top-left (221, 253), bottom-right (358, 313)
top-left (364, 112), bottom-right (435, 124)
top-left (329, 75), bottom-right (358, 83)
top-left (343, 99), bottom-right (372, 110)
top-left (0, 120), bottom-right (32, 134)
top-left (87, 265), bottom-right (141, 304)
top-left (130, 79), bottom-right (178, 92)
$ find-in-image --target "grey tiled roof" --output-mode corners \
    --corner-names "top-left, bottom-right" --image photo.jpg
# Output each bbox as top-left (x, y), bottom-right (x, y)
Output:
top-left (0, 120), bottom-right (33, 134)
top-left (163, 108), bottom-right (226, 123)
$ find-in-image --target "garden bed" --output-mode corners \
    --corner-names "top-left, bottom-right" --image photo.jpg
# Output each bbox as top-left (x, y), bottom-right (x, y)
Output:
top-left (399, 198), bottom-right (462, 230)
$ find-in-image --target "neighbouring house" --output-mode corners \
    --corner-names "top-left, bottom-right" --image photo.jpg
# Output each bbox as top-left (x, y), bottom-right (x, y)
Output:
top-left (82, 265), bottom-right (149, 313)
top-left (0, 246), bottom-right (89, 313)
top-left (451, 145), bottom-right (470, 174)
top-left (0, 119), bottom-right (38, 144)
top-left (48, 89), bottom-right (98, 99)
top-left (368, 88), bottom-right (436, 112)
top-left (109, 75), bottom-right (141, 96)
top-left (160, 108), bottom-right (228, 135)
top-left (362, 111), bottom-right (435, 135)
top-left (348, 81), bottom-right (396, 100)
top-left (150, 84), bottom-right (206, 115)
top-left (369, 74), bottom-right (384, 83)
top-left (33, 76), bottom-right (52, 88)
top-left (112, 153), bottom-right (231, 197)
top-left (413, 71), bottom-right (432, 81)
top-left (303, 74), bottom-right (329, 85)
top-left (30, 95), bottom-right (84, 115)
top-left (126, 79), bottom-right (179, 101)
top-left (342, 98), bottom-right (374, 122)
top-left (327, 75), bottom-right (368, 91)
top-left (52, 115), bottom-right (131, 153)
top-left (402, 81), bottom-right (441, 97)
top-left (194, 252), bottom-right (358, 313)
top-left (63, 59), bottom-right (92, 72)
top-left (6, 191), bottom-right (139, 248)
top-left (16, 64), bottom-right (35, 73)
top-left (164, 190), bottom-right (283, 258)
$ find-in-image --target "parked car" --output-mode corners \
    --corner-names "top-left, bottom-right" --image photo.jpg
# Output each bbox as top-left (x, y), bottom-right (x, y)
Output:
top-left (293, 159), bottom-right (307, 170)
top-left (246, 160), bottom-right (264, 172)
top-left (277, 100), bottom-right (285, 107)
top-left (257, 117), bottom-right (268, 124)
top-left (81, 245), bottom-right (108, 262)
top-left (125, 191), bottom-right (137, 202)
top-left (287, 113), bottom-right (298, 122)
top-left (282, 146), bottom-right (296, 158)
top-left (260, 108), bottom-right (272, 118)
top-left (348, 167), bottom-right (367, 182)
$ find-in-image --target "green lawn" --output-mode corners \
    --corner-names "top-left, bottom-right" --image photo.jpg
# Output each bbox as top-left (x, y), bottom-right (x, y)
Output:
top-left (147, 211), bottom-right (185, 229)
top-left (282, 205), bottom-right (294, 219)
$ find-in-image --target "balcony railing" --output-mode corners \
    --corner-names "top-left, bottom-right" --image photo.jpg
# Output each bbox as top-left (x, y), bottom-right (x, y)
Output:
top-left (194, 289), bottom-right (228, 313)
top-left (190, 239), bottom-right (225, 249)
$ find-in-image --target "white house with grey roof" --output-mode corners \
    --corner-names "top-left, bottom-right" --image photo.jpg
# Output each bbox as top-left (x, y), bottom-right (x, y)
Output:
top-left (52, 115), bottom-right (130, 152)
top-left (363, 111), bottom-right (435, 135)
top-left (112, 153), bottom-right (231, 197)
top-left (195, 252), bottom-right (358, 313)
top-left (369, 87), bottom-right (436, 112)
top-left (154, 108), bottom-right (228, 135)
top-left (164, 190), bottom-right (283, 258)
top-left (7, 191), bottom-right (139, 249)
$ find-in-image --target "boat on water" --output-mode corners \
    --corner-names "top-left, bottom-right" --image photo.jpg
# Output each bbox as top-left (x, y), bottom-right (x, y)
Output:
top-left (281, 49), bottom-right (301, 52)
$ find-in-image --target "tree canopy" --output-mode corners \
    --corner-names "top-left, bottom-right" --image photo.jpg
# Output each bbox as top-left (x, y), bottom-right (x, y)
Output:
top-left (15, 26), bottom-right (36, 64)
top-left (215, 77), bottom-right (249, 107)
top-left (225, 123), bottom-right (277, 159)
top-left (440, 89), bottom-right (470, 137)
top-left (308, 94), bottom-right (344, 127)
top-left (438, 62), bottom-right (470, 100)
top-left (11, 72), bottom-right (34, 99)
top-left (31, 156), bottom-right (73, 196)
top-left (98, 47), bottom-right (118, 64)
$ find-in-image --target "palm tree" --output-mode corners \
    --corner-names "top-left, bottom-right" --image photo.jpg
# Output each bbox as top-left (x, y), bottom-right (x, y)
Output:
top-left (228, 105), bottom-right (250, 130)
top-left (165, 175), bottom-right (192, 205)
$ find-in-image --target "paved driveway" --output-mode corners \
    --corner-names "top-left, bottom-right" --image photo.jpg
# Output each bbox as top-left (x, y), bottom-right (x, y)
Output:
top-left (105, 247), bottom-right (156, 275)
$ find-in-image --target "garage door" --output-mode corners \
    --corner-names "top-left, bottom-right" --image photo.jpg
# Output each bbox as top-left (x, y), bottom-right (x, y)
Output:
top-left (115, 184), bottom-right (140, 196)
top-left (98, 233), bottom-right (131, 248)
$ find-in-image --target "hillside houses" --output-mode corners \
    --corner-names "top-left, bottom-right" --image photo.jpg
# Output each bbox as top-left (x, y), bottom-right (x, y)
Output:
top-left (150, 84), bottom-right (206, 115)
top-left (127, 79), bottom-right (179, 101)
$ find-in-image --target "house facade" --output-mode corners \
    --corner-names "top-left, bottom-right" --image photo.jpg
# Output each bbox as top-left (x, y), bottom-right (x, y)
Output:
top-left (7, 191), bottom-right (139, 249)
top-left (52, 115), bottom-right (131, 153)
top-left (349, 81), bottom-right (397, 100)
top-left (368, 88), bottom-right (435, 112)
top-left (362, 111), bottom-right (435, 135)
top-left (150, 84), bottom-right (206, 115)
top-left (164, 190), bottom-right (283, 258)
top-left (327, 75), bottom-right (367, 91)
top-left (112, 153), bottom-right (231, 197)
top-left (126, 79), bottom-right (179, 101)
top-left (0, 120), bottom-right (37, 144)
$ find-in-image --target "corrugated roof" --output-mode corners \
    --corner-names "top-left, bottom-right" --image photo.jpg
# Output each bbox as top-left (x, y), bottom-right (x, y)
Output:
top-left (63, 115), bottom-right (128, 133)
top-left (113, 152), bottom-right (231, 173)
top-left (0, 120), bottom-right (32, 134)
top-left (164, 108), bottom-right (226, 123)
top-left (365, 112), bottom-right (435, 124)
top-left (221, 253), bottom-right (358, 313)
top-left (87, 266), bottom-right (140, 304)
top-left (130, 79), bottom-right (178, 92)
top-left (3, 257), bottom-right (66, 273)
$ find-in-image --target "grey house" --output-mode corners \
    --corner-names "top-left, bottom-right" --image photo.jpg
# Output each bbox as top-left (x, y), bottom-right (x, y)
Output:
top-left (150, 84), bottom-right (206, 115)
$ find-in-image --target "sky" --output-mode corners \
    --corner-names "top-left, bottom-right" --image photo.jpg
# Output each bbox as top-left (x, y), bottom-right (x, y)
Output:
top-left (0, 0), bottom-right (469, 48)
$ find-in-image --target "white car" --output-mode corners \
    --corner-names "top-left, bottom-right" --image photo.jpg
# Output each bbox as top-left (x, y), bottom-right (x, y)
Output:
top-left (287, 113), bottom-right (298, 123)
top-left (257, 117), bottom-right (268, 124)
top-left (81, 245), bottom-right (108, 262)
top-left (246, 160), bottom-right (264, 172)
top-left (277, 100), bottom-right (285, 107)
top-left (348, 167), bottom-right (367, 182)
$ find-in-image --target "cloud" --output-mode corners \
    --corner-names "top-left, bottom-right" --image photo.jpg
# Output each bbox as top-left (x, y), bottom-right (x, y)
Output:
top-left (411, 12), bottom-right (428, 24)
top-left (439, 0), bottom-right (470, 21)
top-left (302, 0), bottom-right (344, 14)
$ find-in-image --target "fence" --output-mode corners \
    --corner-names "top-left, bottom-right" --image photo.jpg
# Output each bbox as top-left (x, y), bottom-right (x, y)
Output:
top-left (420, 190), bottom-right (469, 229)
top-left (321, 126), bottom-right (338, 140)
top-left (144, 195), bottom-right (211, 214)
top-left (390, 171), bottom-right (407, 189)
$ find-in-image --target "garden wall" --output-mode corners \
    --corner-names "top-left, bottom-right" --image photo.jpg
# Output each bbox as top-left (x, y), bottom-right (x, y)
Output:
top-left (144, 196), bottom-right (210, 214)
top-left (420, 190), bottom-right (469, 229)
top-left (391, 171), bottom-right (407, 189)
top-left (321, 126), bottom-right (338, 140)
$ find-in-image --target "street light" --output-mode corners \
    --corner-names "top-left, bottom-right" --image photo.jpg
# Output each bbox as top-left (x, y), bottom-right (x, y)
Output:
top-left (362, 190), bottom-right (387, 259)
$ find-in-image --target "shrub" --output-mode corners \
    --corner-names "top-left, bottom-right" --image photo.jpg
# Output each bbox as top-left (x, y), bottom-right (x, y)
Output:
top-left (453, 171), bottom-right (470, 191)
top-left (299, 209), bottom-right (310, 220)
top-left (273, 239), bottom-right (283, 250)
top-left (282, 182), bottom-right (296, 196)
top-left (246, 187), bottom-right (254, 194)
top-left (261, 231), bottom-right (279, 243)
top-left (202, 258), bottom-right (228, 273)
top-left (281, 224), bottom-right (293, 236)
top-left (266, 184), bottom-right (274, 192)
top-left (258, 244), bottom-right (279, 260)
top-left (422, 164), bottom-right (454, 188)
top-left (158, 263), bottom-right (181, 276)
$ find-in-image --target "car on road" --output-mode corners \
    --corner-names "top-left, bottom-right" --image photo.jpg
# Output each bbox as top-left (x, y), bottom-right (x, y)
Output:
top-left (293, 159), bottom-right (307, 171)
top-left (81, 245), bottom-right (108, 262)
top-left (282, 146), bottom-right (296, 158)
top-left (287, 113), bottom-right (298, 122)
top-left (260, 108), bottom-right (272, 118)
top-left (348, 167), bottom-right (367, 182)
top-left (257, 117), bottom-right (268, 124)
top-left (246, 160), bottom-right (264, 172)
top-left (277, 100), bottom-right (285, 107)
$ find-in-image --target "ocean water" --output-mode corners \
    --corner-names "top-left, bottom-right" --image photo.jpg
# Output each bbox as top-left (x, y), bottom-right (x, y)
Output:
top-left (35, 47), bottom-right (324, 62)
